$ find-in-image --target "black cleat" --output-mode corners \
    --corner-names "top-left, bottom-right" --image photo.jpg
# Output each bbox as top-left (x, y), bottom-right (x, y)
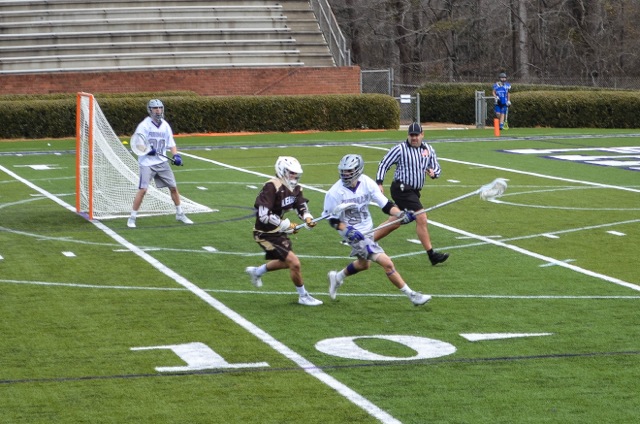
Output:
top-left (429, 251), bottom-right (449, 266)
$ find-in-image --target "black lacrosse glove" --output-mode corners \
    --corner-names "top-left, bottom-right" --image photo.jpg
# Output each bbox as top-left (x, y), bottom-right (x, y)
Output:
top-left (147, 147), bottom-right (157, 156)
top-left (172, 154), bottom-right (183, 166)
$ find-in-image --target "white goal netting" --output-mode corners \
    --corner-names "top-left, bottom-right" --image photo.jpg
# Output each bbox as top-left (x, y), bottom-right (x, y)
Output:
top-left (76, 92), bottom-right (213, 220)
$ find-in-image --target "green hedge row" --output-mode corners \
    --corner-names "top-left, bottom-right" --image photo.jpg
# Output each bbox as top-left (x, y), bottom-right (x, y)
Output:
top-left (419, 82), bottom-right (640, 128)
top-left (0, 93), bottom-right (399, 139)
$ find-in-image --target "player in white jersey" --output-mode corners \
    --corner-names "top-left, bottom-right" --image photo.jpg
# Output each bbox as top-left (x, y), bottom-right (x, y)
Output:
top-left (324, 154), bottom-right (432, 306)
top-left (127, 99), bottom-right (193, 228)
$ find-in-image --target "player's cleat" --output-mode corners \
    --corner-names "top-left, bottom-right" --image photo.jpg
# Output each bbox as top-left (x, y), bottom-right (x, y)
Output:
top-left (298, 293), bottom-right (323, 306)
top-left (429, 251), bottom-right (449, 266)
top-left (176, 213), bottom-right (193, 224)
top-left (245, 266), bottom-right (263, 288)
top-left (328, 270), bottom-right (343, 300)
top-left (127, 217), bottom-right (136, 228)
top-left (410, 292), bottom-right (432, 306)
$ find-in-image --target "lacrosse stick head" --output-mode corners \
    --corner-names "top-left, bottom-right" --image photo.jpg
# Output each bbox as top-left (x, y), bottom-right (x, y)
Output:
top-left (130, 132), bottom-right (152, 156)
top-left (479, 178), bottom-right (508, 201)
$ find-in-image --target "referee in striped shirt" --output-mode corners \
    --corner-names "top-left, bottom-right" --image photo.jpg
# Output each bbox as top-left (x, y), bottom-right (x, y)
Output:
top-left (374, 122), bottom-right (449, 265)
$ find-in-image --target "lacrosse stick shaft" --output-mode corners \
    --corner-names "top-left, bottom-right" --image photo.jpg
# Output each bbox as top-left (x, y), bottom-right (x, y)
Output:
top-left (293, 202), bottom-right (358, 231)
top-left (364, 189), bottom-right (480, 235)
top-left (293, 215), bottom-right (329, 231)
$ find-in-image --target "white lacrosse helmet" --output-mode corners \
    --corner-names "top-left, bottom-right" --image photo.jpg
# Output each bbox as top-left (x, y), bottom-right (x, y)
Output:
top-left (338, 154), bottom-right (364, 187)
top-left (147, 99), bottom-right (164, 123)
top-left (275, 156), bottom-right (303, 191)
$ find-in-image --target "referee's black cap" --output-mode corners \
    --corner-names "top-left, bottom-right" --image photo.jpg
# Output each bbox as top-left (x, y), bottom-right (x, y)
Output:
top-left (408, 122), bottom-right (423, 135)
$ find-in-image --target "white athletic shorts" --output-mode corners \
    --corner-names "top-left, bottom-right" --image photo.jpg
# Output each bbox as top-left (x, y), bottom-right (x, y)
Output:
top-left (349, 237), bottom-right (385, 260)
top-left (138, 161), bottom-right (176, 189)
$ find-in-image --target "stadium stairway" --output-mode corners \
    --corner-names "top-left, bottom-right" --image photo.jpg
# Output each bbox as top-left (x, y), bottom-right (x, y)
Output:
top-left (0, 0), bottom-right (335, 74)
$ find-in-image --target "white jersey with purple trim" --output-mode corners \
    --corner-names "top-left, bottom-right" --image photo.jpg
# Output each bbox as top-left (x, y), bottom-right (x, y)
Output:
top-left (323, 174), bottom-right (389, 233)
top-left (134, 117), bottom-right (176, 167)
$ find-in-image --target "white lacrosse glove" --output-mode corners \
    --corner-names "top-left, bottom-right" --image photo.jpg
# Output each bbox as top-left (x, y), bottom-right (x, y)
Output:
top-left (277, 218), bottom-right (299, 234)
top-left (277, 218), bottom-right (292, 233)
top-left (507, 101), bottom-right (511, 106)
top-left (494, 96), bottom-right (499, 103)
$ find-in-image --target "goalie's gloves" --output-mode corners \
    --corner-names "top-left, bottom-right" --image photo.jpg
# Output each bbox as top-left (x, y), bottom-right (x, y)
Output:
top-left (396, 209), bottom-right (416, 224)
top-left (147, 147), bottom-right (157, 156)
top-left (173, 154), bottom-right (183, 166)
top-left (339, 225), bottom-right (364, 243)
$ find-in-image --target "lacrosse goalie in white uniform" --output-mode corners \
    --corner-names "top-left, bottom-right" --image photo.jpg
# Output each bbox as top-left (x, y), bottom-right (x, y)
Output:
top-left (127, 99), bottom-right (193, 228)
top-left (325, 154), bottom-right (431, 306)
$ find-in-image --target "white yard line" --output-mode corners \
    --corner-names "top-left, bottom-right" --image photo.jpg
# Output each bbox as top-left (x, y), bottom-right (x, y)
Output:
top-left (3, 279), bottom-right (640, 300)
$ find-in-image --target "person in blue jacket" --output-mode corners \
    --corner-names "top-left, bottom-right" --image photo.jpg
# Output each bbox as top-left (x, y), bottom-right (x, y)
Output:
top-left (492, 72), bottom-right (511, 130)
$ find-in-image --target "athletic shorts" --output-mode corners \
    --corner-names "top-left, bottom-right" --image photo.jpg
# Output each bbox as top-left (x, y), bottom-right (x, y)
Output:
top-left (139, 162), bottom-right (176, 189)
top-left (253, 231), bottom-right (292, 261)
top-left (390, 180), bottom-right (423, 211)
top-left (349, 237), bottom-right (385, 260)
top-left (494, 104), bottom-right (508, 114)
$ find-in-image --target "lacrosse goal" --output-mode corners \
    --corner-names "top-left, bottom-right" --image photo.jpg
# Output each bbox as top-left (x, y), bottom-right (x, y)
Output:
top-left (75, 92), bottom-right (213, 220)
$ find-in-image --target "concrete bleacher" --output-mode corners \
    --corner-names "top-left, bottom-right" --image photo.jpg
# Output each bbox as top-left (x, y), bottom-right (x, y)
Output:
top-left (0, 0), bottom-right (335, 74)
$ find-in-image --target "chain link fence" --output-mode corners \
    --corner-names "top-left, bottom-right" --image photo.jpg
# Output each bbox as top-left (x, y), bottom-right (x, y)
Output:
top-left (362, 68), bottom-right (640, 93)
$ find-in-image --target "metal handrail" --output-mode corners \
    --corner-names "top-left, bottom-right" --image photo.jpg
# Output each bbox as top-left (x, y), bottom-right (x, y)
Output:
top-left (309, 0), bottom-right (351, 66)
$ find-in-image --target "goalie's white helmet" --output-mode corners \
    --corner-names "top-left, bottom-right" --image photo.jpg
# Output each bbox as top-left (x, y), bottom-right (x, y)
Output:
top-left (147, 99), bottom-right (164, 124)
top-left (338, 154), bottom-right (364, 187)
top-left (275, 156), bottom-right (303, 191)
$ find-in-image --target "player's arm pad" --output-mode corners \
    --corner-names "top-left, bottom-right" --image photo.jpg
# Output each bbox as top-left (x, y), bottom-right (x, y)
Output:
top-left (382, 201), bottom-right (395, 215)
top-left (328, 218), bottom-right (342, 230)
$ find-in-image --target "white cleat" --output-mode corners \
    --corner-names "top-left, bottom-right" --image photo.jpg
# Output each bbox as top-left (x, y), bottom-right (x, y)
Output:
top-left (410, 292), bottom-right (432, 306)
top-left (245, 266), bottom-right (263, 288)
top-left (127, 217), bottom-right (136, 228)
top-left (176, 213), bottom-right (193, 224)
top-left (328, 270), bottom-right (343, 300)
top-left (298, 293), bottom-right (323, 306)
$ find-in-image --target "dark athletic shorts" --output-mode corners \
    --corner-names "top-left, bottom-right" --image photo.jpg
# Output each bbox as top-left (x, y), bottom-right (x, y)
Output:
top-left (390, 180), bottom-right (423, 211)
top-left (253, 231), bottom-right (292, 261)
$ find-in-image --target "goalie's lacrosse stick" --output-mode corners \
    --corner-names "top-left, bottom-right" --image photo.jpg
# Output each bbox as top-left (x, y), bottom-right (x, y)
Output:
top-left (365, 178), bottom-right (508, 235)
top-left (130, 132), bottom-right (179, 165)
top-left (293, 202), bottom-right (358, 231)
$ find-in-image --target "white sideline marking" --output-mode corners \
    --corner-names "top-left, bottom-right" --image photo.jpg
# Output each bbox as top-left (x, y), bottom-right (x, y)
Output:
top-left (1, 163), bottom-right (401, 424)
top-left (461, 333), bottom-right (553, 342)
top-left (542, 234), bottom-right (560, 239)
top-left (0, 255), bottom-right (3, 260)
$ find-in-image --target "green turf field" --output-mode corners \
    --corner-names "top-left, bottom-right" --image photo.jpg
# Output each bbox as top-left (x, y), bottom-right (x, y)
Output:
top-left (1, 127), bottom-right (639, 423)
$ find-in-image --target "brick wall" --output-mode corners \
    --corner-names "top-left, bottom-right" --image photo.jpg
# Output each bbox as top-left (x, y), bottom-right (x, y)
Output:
top-left (0, 67), bottom-right (362, 96)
